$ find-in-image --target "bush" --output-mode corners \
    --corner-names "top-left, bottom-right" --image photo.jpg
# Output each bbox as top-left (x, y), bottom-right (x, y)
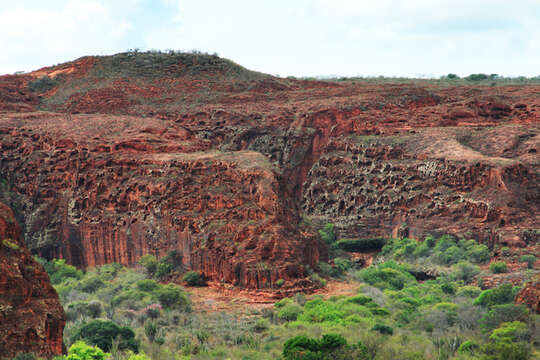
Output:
top-left (45, 259), bottom-right (83, 285)
top-left (283, 335), bottom-right (322, 360)
top-left (66, 340), bottom-right (109, 360)
top-left (457, 285), bottom-right (482, 298)
top-left (182, 271), bottom-right (204, 286)
top-left (138, 255), bottom-right (157, 277)
top-left (276, 279), bottom-right (285, 287)
top-left (474, 283), bottom-right (517, 307)
top-left (156, 284), bottom-right (190, 310)
top-left (72, 320), bottom-right (139, 352)
top-left (28, 76), bottom-right (57, 92)
top-left (519, 255), bottom-right (536, 269)
top-left (360, 261), bottom-right (415, 290)
top-left (79, 275), bottom-right (105, 293)
top-left (466, 244), bottom-right (491, 264)
top-left (278, 303), bottom-right (303, 321)
top-left (336, 237), bottom-right (386, 252)
top-left (282, 334), bottom-right (352, 360)
top-left (458, 340), bottom-right (479, 354)
top-left (490, 262), bottom-right (508, 274)
top-left (319, 224), bottom-right (337, 245)
top-left (479, 304), bottom-right (529, 332)
top-left (465, 73), bottom-right (489, 81)
top-left (332, 258), bottom-right (352, 276)
top-left (136, 279), bottom-right (159, 292)
top-left (371, 323), bottom-right (394, 335)
top-left (451, 261), bottom-right (480, 283)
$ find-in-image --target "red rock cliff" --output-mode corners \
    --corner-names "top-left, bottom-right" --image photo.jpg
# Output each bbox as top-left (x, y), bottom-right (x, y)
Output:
top-left (0, 52), bottom-right (539, 290)
top-left (0, 202), bottom-right (65, 358)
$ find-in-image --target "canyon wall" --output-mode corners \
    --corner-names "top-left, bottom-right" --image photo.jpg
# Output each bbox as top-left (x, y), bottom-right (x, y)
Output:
top-left (0, 201), bottom-right (65, 358)
top-left (0, 53), bottom-right (539, 289)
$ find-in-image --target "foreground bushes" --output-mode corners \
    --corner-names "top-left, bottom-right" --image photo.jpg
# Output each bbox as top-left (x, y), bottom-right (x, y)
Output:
top-left (283, 334), bottom-right (369, 360)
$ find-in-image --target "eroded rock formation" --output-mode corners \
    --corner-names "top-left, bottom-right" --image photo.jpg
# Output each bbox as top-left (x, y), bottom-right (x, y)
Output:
top-left (0, 52), bottom-right (539, 289)
top-left (0, 202), bottom-right (65, 358)
top-left (515, 280), bottom-right (540, 313)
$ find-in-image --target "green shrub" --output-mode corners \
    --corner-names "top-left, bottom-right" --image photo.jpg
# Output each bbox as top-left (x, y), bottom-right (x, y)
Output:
top-left (45, 259), bottom-right (83, 285)
top-left (458, 340), bottom-right (479, 354)
top-left (282, 334), bottom-right (352, 360)
top-left (519, 255), bottom-right (536, 269)
top-left (479, 304), bottom-right (529, 332)
top-left (2, 238), bottom-right (19, 251)
top-left (466, 244), bottom-right (491, 264)
top-left (156, 261), bottom-right (174, 278)
top-left (253, 318), bottom-right (270, 332)
top-left (451, 261), bottom-right (480, 283)
top-left (370, 307), bottom-right (390, 316)
top-left (156, 284), bottom-right (190, 310)
top-left (474, 283), bottom-right (516, 307)
top-left (298, 299), bottom-right (345, 323)
top-left (66, 340), bottom-right (109, 360)
top-left (336, 237), bottom-right (386, 252)
top-left (500, 247), bottom-right (511, 257)
top-left (79, 275), bottom-right (105, 293)
top-left (360, 261), bottom-right (415, 290)
top-left (465, 73), bottom-right (489, 81)
top-left (276, 279), bottom-right (285, 287)
top-left (283, 335), bottom-right (322, 360)
top-left (319, 224), bottom-right (337, 245)
top-left (371, 323), bottom-right (394, 335)
top-left (182, 271), bottom-right (204, 286)
top-left (490, 262), bottom-right (508, 274)
top-left (345, 295), bottom-right (373, 306)
top-left (138, 255), bottom-right (157, 277)
top-left (136, 279), bottom-right (159, 292)
top-left (457, 285), bottom-right (482, 298)
top-left (489, 321), bottom-right (528, 343)
top-left (441, 283), bottom-right (456, 295)
top-left (73, 320), bottom-right (139, 352)
top-left (278, 303), bottom-right (303, 321)
top-left (332, 258), bottom-right (352, 276)
top-left (28, 76), bottom-right (57, 93)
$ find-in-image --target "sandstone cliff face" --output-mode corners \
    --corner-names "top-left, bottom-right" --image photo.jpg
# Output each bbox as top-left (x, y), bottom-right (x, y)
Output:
top-left (515, 281), bottom-right (540, 313)
top-left (0, 52), bottom-right (539, 289)
top-left (0, 202), bottom-right (65, 358)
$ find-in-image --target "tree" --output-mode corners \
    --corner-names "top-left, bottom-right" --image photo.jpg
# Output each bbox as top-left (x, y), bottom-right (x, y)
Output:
top-left (65, 341), bottom-right (109, 360)
top-left (156, 284), bottom-right (190, 310)
top-left (73, 320), bottom-right (139, 353)
top-left (138, 255), bottom-right (158, 277)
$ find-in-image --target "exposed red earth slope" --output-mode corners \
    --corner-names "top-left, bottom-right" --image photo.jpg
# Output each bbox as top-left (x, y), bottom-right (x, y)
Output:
top-left (0, 202), bottom-right (65, 358)
top-left (0, 52), bottom-right (538, 290)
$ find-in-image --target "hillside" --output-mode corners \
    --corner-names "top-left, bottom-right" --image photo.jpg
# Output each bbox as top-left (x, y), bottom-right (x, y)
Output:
top-left (0, 51), bottom-right (538, 292)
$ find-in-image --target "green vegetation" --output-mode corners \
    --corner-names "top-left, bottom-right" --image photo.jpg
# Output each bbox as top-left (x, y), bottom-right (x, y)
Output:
top-left (72, 320), bottom-right (139, 352)
top-left (520, 255), bottom-right (537, 269)
top-left (2, 238), bottom-right (20, 251)
top-left (490, 261), bottom-right (508, 274)
top-left (336, 238), bottom-right (386, 252)
top-left (381, 235), bottom-right (490, 265)
top-left (182, 271), bottom-right (205, 286)
top-left (27, 76), bottom-right (58, 93)
top-left (35, 230), bottom-right (539, 359)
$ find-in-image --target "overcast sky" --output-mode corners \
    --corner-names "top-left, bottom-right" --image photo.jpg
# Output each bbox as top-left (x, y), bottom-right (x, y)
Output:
top-left (2, 0), bottom-right (540, 77)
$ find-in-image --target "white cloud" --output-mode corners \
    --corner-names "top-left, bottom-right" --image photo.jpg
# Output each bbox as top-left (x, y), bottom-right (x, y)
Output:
top-left (1, 0), bottom-right (539, 77)
top-left (0, 0), bottom-right (133, 74)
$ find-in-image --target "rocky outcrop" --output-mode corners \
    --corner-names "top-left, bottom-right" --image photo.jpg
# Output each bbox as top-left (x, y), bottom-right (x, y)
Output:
top-left (0, 202), bottom-right (65, 358)
top-left (0, 52), bottom-right (539, 290)
top-left (515, 281), bottom-right (540, 313)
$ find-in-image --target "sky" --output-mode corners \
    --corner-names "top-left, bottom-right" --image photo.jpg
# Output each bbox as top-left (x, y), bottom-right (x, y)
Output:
top-left (1, 0), bottom-right (540, 78)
